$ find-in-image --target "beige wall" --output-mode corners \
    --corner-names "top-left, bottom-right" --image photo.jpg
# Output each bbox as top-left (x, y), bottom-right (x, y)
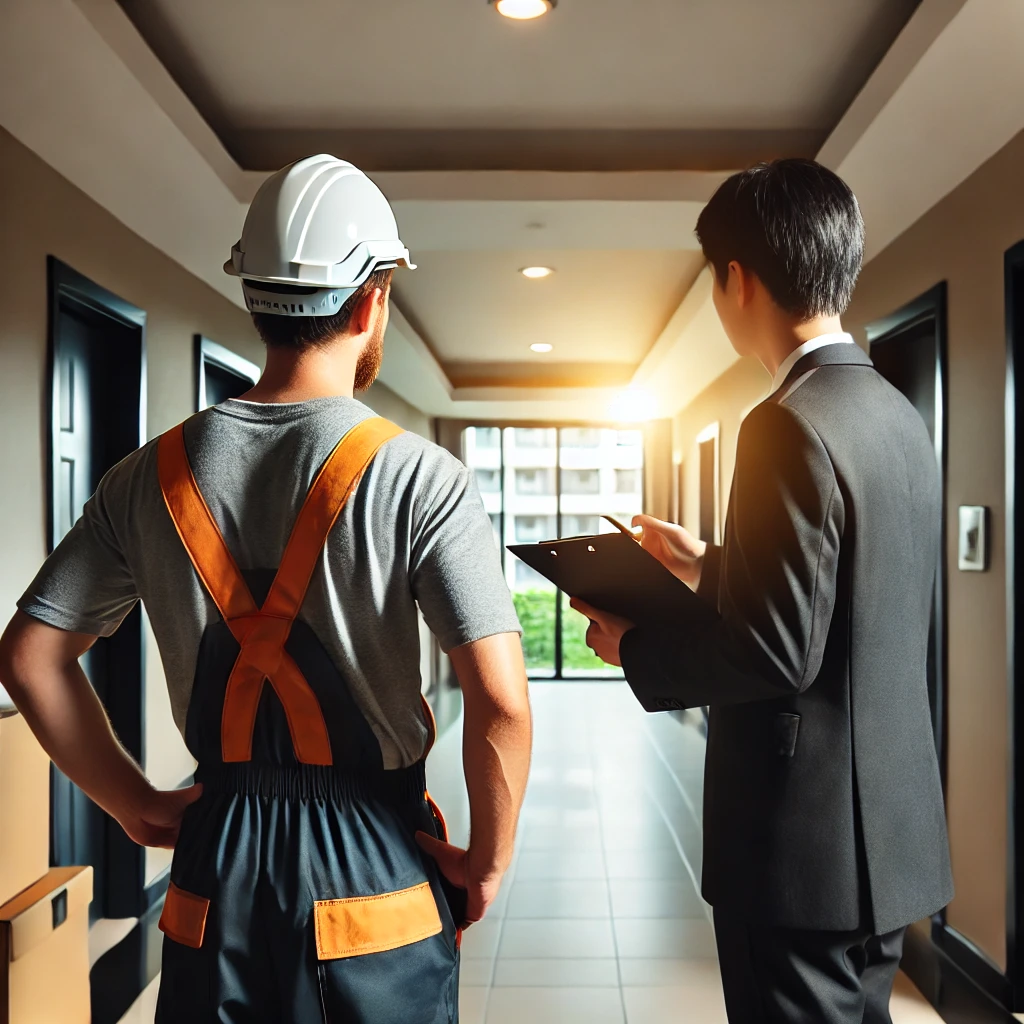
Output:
top-left (362, 380), bottom-right (434, 440)
top-left (672, 357), bottom-right (769, 537)
top-left (669, 125), bottom-right (1024, 970)
top-left (0, 127), bottom-right (261, 895)
top-left (843, 125), bottom-right (1024, 970)
top-left (0, 128), bottom-right (440, 897)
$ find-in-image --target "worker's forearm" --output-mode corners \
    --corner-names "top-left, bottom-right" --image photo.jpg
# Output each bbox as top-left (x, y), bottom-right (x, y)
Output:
top-left (5, 659), bottom-right (152, 821)
top-left (462, 701), bottom-right (531, 881)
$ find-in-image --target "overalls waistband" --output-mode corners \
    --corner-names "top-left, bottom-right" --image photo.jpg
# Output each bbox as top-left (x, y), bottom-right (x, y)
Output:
top-left (195, 760), bottom-right (428, 804)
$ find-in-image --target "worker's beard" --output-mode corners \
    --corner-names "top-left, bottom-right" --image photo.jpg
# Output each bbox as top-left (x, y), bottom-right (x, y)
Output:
top-left (353, 320), bottom-right (385, 392)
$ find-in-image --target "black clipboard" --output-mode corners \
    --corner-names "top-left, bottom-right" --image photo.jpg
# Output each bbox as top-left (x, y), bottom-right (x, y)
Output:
top-left (507, 517), bottom-right (716, 626)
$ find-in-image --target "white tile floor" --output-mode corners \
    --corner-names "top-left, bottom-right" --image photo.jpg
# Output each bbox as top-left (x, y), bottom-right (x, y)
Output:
top-left (115, 680), bottom-right (944, 1023)
top-left (430, 682), bottom-right (944, 1024)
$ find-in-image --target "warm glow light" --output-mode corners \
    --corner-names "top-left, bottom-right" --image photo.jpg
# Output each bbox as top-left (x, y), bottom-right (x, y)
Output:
top-left (530, 343), bottom-right (553, 353)
top-left (609, 387), bottom-right (658, 423)
top-left (492, 0), bottom-right (555, 19)
top-left (696, 422), bottom-right (719, 444)
top-left (520, 266), bottom-right (555, 279)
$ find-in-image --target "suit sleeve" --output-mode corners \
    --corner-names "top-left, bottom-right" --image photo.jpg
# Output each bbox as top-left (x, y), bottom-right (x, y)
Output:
top-left (621, 401), bottom-right (844, 709)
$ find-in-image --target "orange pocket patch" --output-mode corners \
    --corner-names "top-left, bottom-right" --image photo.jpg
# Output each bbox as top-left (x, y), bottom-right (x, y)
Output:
top-left (158, 882), bottom-right (210, 949)
top-left (314, 882), bottom-right (442, 960)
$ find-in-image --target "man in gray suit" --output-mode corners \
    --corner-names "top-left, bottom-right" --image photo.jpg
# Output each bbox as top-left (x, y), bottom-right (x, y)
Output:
top-left (575, 159), bottom-right (953, 1023)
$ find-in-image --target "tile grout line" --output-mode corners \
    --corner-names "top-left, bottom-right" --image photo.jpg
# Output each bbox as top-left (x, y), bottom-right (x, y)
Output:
top-left (643, 720), bottom-right (704, 835)
top-left (643, 782), bottom-right (714, 926)
top-left (588, 715), bottom-right (630, 1024)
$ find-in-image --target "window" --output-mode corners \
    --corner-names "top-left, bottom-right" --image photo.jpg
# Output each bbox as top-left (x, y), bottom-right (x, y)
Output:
top-left (561, 469), bottom-right (600, 495)
top-left (474, 427), bottom-right (501, 448)
top-left (515, 468), bottom-right (556, 496)
top-left (475, 469), bottom-right (502, 493)
top-left (459, 424), bottom-right (645, 680)
top-left (561, 515), bottom-right (600, 538)
top-left (515, 516), bottom-right (557, 543)
top-left (561, 428), bottom-right (601, 449)
top-left (513, 428), bottom-right (555, 449)
top-left (615, 469), bottom-right (640, 494)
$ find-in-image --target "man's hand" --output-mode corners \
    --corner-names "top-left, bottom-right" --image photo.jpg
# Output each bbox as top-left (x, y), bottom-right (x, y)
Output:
top-left (633, 515), bottom-right (707, 590)
top-left (117, 783), bottom-right (204, 849)
top-left (415, 832), bottom-right (502, 926)
top-left (569, 599), bottom-right (635, 667)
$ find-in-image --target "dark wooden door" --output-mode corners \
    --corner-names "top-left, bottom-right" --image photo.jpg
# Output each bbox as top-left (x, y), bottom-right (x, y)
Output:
top-left (48, 259), bottom-right (147, 923)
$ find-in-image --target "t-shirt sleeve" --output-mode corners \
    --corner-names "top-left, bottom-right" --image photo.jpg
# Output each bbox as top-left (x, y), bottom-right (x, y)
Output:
top-left (18, 461), bottom-right (140, 637)
top-left (409, 456), bottom-right (521, 653)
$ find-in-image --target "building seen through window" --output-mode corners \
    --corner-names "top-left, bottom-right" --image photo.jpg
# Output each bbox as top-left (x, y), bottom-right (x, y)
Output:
top-left (462, 425), bottom-right (644, 679)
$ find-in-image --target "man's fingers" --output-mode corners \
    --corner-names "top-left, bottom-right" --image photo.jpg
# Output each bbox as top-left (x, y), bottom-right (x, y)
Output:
top-left (415, 831), bottom-right (469, 887)
top-left (569, 597), bottom-right (598, 620)
top-left (415, 830), bottom-right (447, 858)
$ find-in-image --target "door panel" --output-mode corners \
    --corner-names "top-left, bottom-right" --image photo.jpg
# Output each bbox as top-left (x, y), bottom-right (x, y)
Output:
top-left (48, 259), bottom-right (146, 923)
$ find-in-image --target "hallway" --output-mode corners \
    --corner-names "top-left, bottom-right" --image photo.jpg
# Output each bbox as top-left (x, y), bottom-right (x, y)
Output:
top-left (114, 682), bottom-right (944, 1024)
top-left (432, 682), bottom-right (942, 1024)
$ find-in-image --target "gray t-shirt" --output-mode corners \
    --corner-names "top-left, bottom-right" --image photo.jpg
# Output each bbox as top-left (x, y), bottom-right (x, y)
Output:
top-left (19, 397), bottom-right (520, 768)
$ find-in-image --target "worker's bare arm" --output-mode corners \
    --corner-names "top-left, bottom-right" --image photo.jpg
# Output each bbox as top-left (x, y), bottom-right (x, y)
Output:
top-left (0, 610), bottom-right (201, 848)
top-left (417, 631), bottom-right (531, 924)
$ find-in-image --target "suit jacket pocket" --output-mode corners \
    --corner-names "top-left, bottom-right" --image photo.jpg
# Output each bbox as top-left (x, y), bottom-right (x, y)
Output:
top-left (774, 713), bottom-right (801, 758)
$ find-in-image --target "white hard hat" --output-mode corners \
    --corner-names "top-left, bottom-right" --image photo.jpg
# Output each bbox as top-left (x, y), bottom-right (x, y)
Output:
top-left (225, 154), bottom-right (415, 317)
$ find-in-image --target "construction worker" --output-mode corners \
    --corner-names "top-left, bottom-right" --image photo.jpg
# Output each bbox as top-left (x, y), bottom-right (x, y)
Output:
top-left (0, 154), bottom-right (532, 1022)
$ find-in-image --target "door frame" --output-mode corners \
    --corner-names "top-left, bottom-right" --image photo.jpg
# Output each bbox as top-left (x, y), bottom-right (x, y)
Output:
top-left (865, 282), bottom-right (949, 790)
top-left (46, 257), bottom-right (161, 917)
top-left (1006, 239), bottom-right (1024, 1007)
top-left (194, 334), bottom-right (260, 410)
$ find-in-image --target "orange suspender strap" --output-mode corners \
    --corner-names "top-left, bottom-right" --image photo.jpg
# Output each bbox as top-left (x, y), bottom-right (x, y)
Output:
top-left (158, 416), bottom-right (404, 765)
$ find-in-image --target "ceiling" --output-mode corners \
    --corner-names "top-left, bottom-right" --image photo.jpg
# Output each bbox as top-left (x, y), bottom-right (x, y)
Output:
top-left (116, 0), bottom-right (920, 168)
top-left (14, 0), bottom-right (1014, 425)
top-left (106, 0), bottom-right (921, 413)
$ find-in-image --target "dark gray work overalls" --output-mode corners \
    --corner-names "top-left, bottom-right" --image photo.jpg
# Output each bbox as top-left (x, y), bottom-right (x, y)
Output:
top-left (153, 416), bottom-right (462, 1023)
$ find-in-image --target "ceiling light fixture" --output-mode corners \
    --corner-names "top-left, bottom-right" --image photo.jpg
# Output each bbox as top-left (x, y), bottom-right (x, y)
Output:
top-left (520, 266), bottom-right (555, 279)
top-left (530, 343), bottom-right (554, 353)
top-left (490, 0), bottom-right (556, 20)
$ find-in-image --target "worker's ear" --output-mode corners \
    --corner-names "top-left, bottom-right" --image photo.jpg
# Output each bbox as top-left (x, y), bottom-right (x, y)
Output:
top-left (351, 287), bottom-right (387, 338)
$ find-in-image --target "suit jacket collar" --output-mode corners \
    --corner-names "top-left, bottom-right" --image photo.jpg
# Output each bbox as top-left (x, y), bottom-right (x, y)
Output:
top-left (771, 342), bottom-right (873, 401)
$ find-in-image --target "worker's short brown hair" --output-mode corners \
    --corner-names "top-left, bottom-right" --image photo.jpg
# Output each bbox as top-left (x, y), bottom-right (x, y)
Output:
top-left (250, 268), bottom-right (393, 350)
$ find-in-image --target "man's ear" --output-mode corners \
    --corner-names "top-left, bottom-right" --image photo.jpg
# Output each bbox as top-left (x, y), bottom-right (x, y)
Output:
top-left (730, 261), bottom-right (756, 309)
top-left (352, 287), bottom-right (385, 337)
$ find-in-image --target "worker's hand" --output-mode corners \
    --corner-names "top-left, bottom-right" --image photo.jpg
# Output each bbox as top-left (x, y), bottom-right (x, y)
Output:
top-left (116, 783), bottom-right (204, 849)
top-left (632, 515), bottom-right (706, 590)
top-left (569, 599), bottom-right (635, 667)
top-left (415, 832), bottom-right (502, 926)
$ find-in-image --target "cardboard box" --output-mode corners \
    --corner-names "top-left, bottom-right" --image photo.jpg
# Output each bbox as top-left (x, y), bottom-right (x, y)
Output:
top-left (0, 866), bottom-right (92, 1024)
top-left (0, 716), bottom-right (50, 908)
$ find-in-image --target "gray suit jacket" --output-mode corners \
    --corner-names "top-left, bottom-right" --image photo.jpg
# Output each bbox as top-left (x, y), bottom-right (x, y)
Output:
top-left (621, 343), bottom-right (954, 933)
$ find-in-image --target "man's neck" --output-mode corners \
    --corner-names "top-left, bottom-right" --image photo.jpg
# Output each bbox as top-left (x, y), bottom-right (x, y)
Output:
top-left (241, 345), bottom-right (358, 404)
top-left (760, 315), bottom-right (845, 378)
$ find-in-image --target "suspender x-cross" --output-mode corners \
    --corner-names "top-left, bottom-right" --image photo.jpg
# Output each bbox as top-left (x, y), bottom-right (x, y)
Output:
top-left (157, 416), bottom-right (403, 766)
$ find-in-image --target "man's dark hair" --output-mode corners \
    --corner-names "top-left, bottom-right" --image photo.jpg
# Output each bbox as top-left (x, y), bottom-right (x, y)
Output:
top-left (695, 159), bottom-right (864, 320)
top-left (250, 267), bottom-right (394, 350)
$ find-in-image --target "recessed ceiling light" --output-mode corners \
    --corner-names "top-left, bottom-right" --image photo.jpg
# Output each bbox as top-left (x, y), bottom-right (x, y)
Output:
top-left (490, 0), bottom-right (556, 20)
top-left (520, 266), bottom-right (555, 279)
top-left (530, 343), bottom-right (554, 353)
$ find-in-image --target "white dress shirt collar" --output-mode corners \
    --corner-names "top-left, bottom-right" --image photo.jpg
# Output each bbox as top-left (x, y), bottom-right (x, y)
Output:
top-left (767, 332), bottom-right (855, 397)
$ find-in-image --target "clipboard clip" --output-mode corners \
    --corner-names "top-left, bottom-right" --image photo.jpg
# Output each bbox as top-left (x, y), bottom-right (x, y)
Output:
top-left (601, 515), bottom-right (642, 542)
